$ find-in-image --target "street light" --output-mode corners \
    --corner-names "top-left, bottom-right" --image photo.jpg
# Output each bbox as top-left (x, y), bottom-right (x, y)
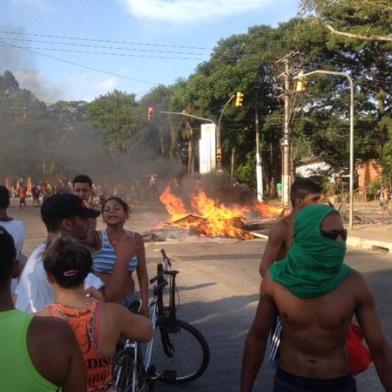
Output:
top-left (294, 69), bottom-right (355, 229)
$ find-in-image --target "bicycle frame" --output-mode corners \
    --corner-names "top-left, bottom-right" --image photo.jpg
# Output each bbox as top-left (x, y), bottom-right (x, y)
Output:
top-left (116, 249), bottom-right (176, 390)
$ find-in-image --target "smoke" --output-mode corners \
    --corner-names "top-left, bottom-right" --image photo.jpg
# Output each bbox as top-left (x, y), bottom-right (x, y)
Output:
top-left (0, 26), bottom-right (33, 71)
top-left (0, 25), bottom-right (64, 103)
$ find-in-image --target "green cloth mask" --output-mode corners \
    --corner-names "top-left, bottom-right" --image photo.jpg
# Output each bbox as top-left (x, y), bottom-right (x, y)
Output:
top-left (270, 204), bottom-right (352, 298)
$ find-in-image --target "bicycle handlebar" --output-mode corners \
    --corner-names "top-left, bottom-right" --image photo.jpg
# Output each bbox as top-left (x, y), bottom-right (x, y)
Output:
top-left (149, 250), bottom-right (179, 286)
top-left (161, 248), bottom-right (172, 268)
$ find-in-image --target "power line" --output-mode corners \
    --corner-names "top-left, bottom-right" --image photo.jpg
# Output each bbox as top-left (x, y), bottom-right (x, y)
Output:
top-left (0, 36), bottom-right (208, 57)
top-left (0, 43), bottom-right (206, 61)
top-left (0, 30), bottom-right (212, 51)
top-left (0, 39), bottom-right (159, 85)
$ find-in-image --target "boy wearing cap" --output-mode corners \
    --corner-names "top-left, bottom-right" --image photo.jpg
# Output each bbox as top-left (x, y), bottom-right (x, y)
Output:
top-left (15, 193), bottom-right (104, 313)
top-left (0, 226), bottom-right (86, 391)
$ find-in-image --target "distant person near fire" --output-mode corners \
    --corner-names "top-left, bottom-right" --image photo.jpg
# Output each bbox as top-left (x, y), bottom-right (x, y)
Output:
top-left (31, 185), bottom-right (41, 207)
top-left (18, 183), bottom-right (27, 208)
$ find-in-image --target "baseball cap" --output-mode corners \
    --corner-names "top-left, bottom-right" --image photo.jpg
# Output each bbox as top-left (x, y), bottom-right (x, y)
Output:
top-left (41, 193), bottom-right (100, 222)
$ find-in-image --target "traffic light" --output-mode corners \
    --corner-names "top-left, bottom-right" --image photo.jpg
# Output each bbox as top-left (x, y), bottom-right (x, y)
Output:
top-left (147, 107), bottom-right (155, 120)
top-left (296, 72), bottom-right (308, 92)
top-left (216, 148), bottom-right (222, 162)
top-left (235, 92), bottom-right (244, 107)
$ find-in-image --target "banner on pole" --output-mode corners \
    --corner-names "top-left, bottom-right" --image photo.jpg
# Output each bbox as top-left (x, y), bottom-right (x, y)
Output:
top-left (199, 124), bottom-right (216, 174)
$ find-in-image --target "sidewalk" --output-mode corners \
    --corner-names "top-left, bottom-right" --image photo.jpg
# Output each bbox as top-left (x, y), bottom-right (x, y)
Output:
top-left (347, 224), bottom-right (392, 254)
top-left (251, 224), bottom-right (392, 255)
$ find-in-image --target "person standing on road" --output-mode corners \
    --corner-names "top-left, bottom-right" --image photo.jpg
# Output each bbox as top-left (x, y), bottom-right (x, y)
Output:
top-left (72, 174), bottom-right (99, 245)
top-left (31, 184), bottom-right (41, 207)
top-left (259, 178), bottom-right (322, 277)
top-left (15, 193), bottom-right (104, 313)
top-left (0, 227), bottom-right (86, 392)
top-left (0, 185), bottom-right (25, 260)
top-left (90, 196), bottom-right (149, 317)
top-left (241, 205), bottom-right (392, 392)
top-left (72, 175), bottom-right (94, 207)
top-left (38, 234), bottom-right (153, 392)
top-left (0, 185), bottom-right (26, 294)
top-left (18, 182), bottom-right (27, 208)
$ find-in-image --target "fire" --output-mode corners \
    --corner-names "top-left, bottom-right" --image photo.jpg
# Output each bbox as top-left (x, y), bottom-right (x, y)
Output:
top-left (191, 191), bottom-right (252, 239)
top-left (159, 186), bottom-right (251, 239)
top-left (159, 186), bottom-right (189, 221)
top-left (254, 202), bottom-right (284, 218)
top-left (159, 185), bottom-right (284, 240)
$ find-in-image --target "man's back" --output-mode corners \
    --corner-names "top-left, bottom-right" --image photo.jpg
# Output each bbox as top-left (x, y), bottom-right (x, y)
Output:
top-left (0, 309), bottom-right (86, 391)
top-left (15, 242), bottom-right (54, 312)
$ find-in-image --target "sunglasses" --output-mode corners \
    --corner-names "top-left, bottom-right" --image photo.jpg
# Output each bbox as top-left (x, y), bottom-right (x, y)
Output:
top-left (321, 229), bottom-right (347, 241)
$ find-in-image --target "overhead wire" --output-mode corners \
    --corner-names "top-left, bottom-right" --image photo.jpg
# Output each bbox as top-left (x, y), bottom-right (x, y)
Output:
top-left (0, 39), bottom-right (159, 85)
top-left (0, 30), bottom-right (213, 51)
top-left (0, 43), bottom-right (207, 61)
top-left (0, 36), bottom-right (209, 57)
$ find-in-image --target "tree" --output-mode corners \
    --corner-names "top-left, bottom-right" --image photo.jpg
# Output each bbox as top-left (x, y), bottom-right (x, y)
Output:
top-left (87, 90), bottom-right (139, 153)
top-left (301, 0), bottom-right (392, 42)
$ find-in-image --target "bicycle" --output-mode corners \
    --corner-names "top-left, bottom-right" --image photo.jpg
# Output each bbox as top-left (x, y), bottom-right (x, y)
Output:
top-left (112, 249), bottom-right (210, 392)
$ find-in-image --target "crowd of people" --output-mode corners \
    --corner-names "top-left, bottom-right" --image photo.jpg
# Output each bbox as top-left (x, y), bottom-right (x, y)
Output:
top-left (0, 175), bottom-right (391, 391)
top-left (1, 174), bottom-right (153, 391)
top-left (6, 172), bottom-right (165, 211)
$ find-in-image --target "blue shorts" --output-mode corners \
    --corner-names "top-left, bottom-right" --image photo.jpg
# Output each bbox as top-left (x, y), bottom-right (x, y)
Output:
top-left (274, 368), bottom-right (357, 392)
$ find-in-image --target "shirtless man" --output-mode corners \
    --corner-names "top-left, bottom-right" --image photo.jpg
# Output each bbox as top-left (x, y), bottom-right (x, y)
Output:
top-left (259, 178), bottom-right (322, 277)
top-left (241, 205), bottom-right (392, 391)
top-left (0, 227), bottom-right (86, 391)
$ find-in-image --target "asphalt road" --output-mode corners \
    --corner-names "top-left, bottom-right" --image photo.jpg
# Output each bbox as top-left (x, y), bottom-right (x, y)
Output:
top-left (11, 204), bottom-right (392, 392)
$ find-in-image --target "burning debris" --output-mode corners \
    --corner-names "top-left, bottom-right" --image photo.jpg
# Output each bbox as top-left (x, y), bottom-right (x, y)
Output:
top-left (159, 185), bottom-right (283, 240)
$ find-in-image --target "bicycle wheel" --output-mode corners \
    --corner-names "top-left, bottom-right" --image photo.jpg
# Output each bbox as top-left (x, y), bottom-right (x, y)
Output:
top-left (152, 319), bottom-right (209, 384)
top-left (112, 348), bottom-right (134, 392)
top-left (112, 348), bottom-right (152, 392)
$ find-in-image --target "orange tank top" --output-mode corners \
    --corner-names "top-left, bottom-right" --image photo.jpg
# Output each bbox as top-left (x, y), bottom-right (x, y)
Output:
top-left (46, 300), bottom-right (112, 391)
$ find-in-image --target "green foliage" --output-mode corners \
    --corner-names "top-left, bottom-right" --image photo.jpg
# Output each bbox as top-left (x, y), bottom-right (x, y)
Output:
top-left (382, 142), bottom-right (392, 185)
top-left (87, 90), bottom-right (139, 152)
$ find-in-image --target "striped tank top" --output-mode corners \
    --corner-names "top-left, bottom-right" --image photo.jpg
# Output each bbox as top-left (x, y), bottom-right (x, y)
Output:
top-left (46, 300), bottom-right (112, 392)
top-left (93, 229), bottom-right (138, 273)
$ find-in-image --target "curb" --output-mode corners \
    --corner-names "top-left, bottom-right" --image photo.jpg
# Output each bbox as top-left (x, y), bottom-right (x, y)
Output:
top-left (347, 236), bottom-right (392, 255)
top-left (250, 231), bottom-right (392, 255)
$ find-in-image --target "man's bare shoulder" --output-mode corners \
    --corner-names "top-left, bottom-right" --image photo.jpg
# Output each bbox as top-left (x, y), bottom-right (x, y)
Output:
top-left (342, 269), bottom-right (370, 296)
top-left (30, 316), bottom-right (75, 345)
top-left (269, 215), bottom-right (293, 237)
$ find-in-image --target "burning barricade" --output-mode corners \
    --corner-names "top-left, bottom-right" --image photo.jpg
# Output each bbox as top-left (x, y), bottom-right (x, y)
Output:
top-left (158, 185), bottom-right (283, 240)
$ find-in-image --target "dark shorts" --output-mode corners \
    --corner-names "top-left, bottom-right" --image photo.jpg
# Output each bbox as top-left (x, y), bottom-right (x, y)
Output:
top-left (274, 368), bottom-right (357, 392)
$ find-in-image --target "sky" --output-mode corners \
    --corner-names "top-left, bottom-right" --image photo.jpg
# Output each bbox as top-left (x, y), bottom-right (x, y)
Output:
top-left (0, 0), bottom-right (299, 103)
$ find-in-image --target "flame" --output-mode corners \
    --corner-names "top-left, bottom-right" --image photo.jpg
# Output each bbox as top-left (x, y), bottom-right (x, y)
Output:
top-left (191, 191), bottom-right (252, 239)
top-left (254, 202), bottom-right (284, 218)
top-left (159, 186), bottom-right (189, 221)
top-left (160, 186), bottom-right (251, 239)
top-left (159, 185), bottom-right (284, 240)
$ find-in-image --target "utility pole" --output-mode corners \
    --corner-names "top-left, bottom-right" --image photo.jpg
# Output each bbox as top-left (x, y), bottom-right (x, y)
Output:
top-left (255, 88), bottom-right (263, 201)
top-left (283, 58), bottom-right (291, 207)
top-left (276, 51), bottom-right (299, 207)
